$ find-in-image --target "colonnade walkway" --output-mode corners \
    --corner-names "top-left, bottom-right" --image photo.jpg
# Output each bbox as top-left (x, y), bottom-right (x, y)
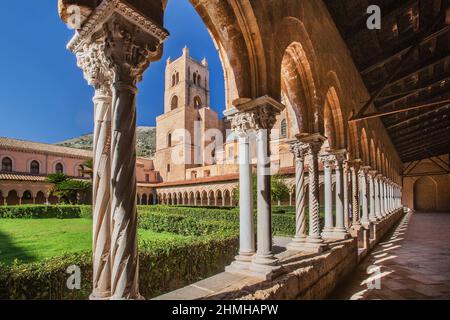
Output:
top-left (331, 212), bottom-right (450, 300)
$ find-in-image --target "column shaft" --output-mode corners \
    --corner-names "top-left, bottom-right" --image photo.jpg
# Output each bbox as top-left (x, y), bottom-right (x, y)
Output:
top-left (237, 135), bottom-right (255, 262)
top-left (322, 159), bottom-right (334, 236)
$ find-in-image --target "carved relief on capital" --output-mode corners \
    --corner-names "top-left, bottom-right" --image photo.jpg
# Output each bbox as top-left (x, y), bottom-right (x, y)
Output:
top-left (102, 17), bottom-right (161, 85)
top-left (230, 112), bottom-right (257, 137)
top-left (288, 141), bottom-right (310, 160)
top-left (76, 40), bottom-right (112, 95)
top-left (253, 105), bottom-right (278, 130)
top-left (319, 153), bottom-right (336, 168)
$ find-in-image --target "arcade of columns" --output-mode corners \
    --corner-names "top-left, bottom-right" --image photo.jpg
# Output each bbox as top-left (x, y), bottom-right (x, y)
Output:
top-left (64, 1), bottom-right (403, 298)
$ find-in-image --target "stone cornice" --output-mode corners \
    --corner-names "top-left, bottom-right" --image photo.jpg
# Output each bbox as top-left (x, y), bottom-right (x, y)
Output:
top-left (67, 0), bottom-right (169, 53)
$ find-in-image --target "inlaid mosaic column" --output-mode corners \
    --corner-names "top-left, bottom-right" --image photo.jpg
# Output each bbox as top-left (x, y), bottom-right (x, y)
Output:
top-left (368, 171), bottom-right (378, 223)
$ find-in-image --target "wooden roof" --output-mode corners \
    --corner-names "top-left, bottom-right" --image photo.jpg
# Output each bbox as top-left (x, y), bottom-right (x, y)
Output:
top-left (325, 0), bottom-right (450, 163)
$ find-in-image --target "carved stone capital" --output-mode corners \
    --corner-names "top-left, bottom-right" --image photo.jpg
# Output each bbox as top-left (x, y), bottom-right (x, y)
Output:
top-left (230, 112), bottom-right (257, 137)
top-left (76, 40), bottom-right (112, 95)
top-left (319, 153), bottom-right (336, 168)
top-left (288, 140), bottom-right (309, 160)
top-left (233, 95), bottom-right (284, 131)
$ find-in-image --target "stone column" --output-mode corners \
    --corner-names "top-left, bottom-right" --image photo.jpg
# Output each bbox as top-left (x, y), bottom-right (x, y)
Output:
top-left (383, 179), bottom-right (389, 215)
top-left (286, 140), bottom-right (308, 250)
top-left (227, 113), bottom-right (256, 269)
top-left (299, 134), bottom-right (327, 253)
top-left (350, 161), bottom-right (362, 229)
top-left (368, 171), bottom-right (378, 222)
top-left (320, 154), bottom-right (335, 238)
top-left (360, 167), bottom-right (370, 228)
top-left (343, 160), bottom-right (351, 229)
top-left (233, 97), bottom-right (283, 278)
top-left (333, 152), bottom-right (348, 238)
top-left (76, 42), bottom-right (113, 299)
top-left (374, 175), bottom-right (382, 219)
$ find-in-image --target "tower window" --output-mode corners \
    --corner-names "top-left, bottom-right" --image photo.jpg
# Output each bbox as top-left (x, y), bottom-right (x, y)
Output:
top-left (176, 72), bottom-right (180, 84)
top-left (193, 73), bottom-right (197, 85)
top-left (1, 157), bottom-right (12, 172)
top-left (194, 96), bottom-right (202, 109)
top-left (281, 119), bottom-right (287, 138)
top-left (171, 95), bottom-right (178, 110)
top-left (167, 133), bottom-right (172, 147)
top-left (197, 75), bottom-right (201, 87)
top-left (172, 74), bottom-right (176, 87)
top-left (167, 164), bottom-right (171, 172)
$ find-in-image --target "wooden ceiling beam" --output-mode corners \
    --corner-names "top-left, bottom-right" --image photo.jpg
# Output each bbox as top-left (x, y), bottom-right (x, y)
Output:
top-left (385, 105), bottom-right (450, 130)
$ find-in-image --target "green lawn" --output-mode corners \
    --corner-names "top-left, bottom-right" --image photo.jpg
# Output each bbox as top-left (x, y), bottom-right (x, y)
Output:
top-left (0, 218), bottom-right (186, 265)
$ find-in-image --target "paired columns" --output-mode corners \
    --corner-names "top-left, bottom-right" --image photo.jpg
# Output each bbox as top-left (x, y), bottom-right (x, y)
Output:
top-left (69, 2), bottom-right (168, 300)
top-left (226, 96), bottom-right (284, 278)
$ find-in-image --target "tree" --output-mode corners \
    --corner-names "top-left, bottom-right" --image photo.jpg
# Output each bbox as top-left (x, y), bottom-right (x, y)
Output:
top-left (46, 173), bottom-right (91, 204)
top-left (232, 174), bottom-right (290, 206)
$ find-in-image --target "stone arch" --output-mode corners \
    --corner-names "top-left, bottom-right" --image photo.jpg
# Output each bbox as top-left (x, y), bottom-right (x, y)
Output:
top-left (189, 0), bottom-right (262, 106)
top-left (347, 118), bottom-right (360, 159)
top-left (360, 128), bottom-right (370, 165)
top-left (201, 190), bottom-right (208, 206)
top-left (189, 191), bottom-right (194, 205)
top-left (36, 191), bottom-right (46, 204)
top-left (22, 190), bottom-right (34, 205)
top-left (172, 192), bottom-right (178, 205)
top-left (216, 189), bottom-right (223, 206)
top-left (142, 193), bottom-right (148, 205)
top-left (193, 95), bottom-right (202, 109)
top-left (6, 190), bottom-right (19, 206)
top-left (208, 190), bottom-right (215, 206)
top-left (223, 189), bottom-right (231, 207)
top-left (54, 161), bottom-right (65, 174)
top-left (370, 139), bottom-right (376, 169)
top-left (149, 193), bottom-right (154, 205)
top-left (414, 177), bottom-right (437, 212)
top-left (195, 191), bottom-right (201, 205)
top-left (323, 85), bottom-right (346, 150)
top-left (280, 40), bottom-right (318, 134)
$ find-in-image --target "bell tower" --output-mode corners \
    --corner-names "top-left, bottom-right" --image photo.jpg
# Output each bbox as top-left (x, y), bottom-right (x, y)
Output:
top-left (155, 47), bottom-right (220, 182)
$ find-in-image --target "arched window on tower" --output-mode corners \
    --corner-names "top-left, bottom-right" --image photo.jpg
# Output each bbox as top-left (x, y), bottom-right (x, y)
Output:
top-left (167, 133), bottom-right (172, 147)
top-left (1, 157), bottom-right (12, 172)
top-left (171, 95), bottom-right (178, 110)
top-left (30, 160), bottom-right (40, 174)
top-left (197, 75), bottom-right (201, 87)
top-left (55, 162), bottom-right (64, 174)
top-left (194, 96), bottom-right (202, 109)
top-left (280, 119), bottom-right (287, 138)
top-left (172, 74), bottom-right (176, 87)
top-left (193, 73), bottom-right (197, 85)
top-left (176, 72), bottom-right (180, 84)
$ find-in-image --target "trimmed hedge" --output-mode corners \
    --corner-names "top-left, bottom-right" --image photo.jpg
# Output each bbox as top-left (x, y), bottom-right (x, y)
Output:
top-left (0, 205), bottom-right (91, 219)
top-left (0, 235), bottom-right (238, 300)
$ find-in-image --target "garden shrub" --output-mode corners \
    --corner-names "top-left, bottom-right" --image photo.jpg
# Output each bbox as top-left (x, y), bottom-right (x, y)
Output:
top-left (0, 205), bottom-right (91, 219)
top-left (0, 235), bottom-right (238, 300)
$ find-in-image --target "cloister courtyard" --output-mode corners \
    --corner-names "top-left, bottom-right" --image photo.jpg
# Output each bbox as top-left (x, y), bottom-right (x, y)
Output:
top-left (0, 0), bottom-right (449, 302)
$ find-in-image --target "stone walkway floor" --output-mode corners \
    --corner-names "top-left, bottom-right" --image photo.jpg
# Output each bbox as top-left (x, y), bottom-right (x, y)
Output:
top-left (331, 212), bottom-right (450, 300)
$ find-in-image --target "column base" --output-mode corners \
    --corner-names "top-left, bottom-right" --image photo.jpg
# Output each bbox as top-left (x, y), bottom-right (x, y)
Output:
top-left (323, 228), bottom-right (351, 240)
top-left (286, 235), bottom-right (307, 251)
top-left (288, 239), bottom-right (328, 253)
top-left (89, 292), bottom-right (111, 300)
top-left (225, 252), bottom-right (255, 273)
top-left (248, 259), bottom-right (283, 281)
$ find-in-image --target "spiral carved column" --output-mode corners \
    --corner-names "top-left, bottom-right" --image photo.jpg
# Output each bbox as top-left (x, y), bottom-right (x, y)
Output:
top-left (75, 41), bottom-right (113, 300)
top-left (286, 140), bottom-right (309, 250)
top-left (351, 161), bottom-right (362, 229)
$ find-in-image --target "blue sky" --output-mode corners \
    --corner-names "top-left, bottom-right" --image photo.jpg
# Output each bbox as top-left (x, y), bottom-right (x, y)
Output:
top-left (0, 0), bottom-right (224, 143)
